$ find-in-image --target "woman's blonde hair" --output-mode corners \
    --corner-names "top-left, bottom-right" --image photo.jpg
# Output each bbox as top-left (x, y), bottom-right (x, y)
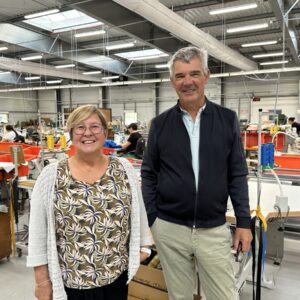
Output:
top-left (66, 105), bottom-right (107, 139)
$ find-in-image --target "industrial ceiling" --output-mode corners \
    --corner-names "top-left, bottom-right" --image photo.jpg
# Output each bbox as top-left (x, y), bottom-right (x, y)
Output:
top-left (0, 0), bottom-right (300, 89)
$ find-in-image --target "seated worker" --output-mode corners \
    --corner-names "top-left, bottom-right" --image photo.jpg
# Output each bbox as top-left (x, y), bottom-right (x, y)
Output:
top-left (118, 123), bottom-right (142, 154)
top-left (288, 117), bottom-right (300, 136)
top-left (1, 125), bottom-right (24, 142)
top-left (282, 117), bottom-right (300, 152)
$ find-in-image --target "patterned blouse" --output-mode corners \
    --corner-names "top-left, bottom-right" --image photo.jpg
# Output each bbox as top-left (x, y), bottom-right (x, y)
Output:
top-left (53, 157), bottom-right (131, 289)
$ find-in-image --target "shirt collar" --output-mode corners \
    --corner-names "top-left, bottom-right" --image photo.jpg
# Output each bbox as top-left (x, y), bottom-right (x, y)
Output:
top-left (179, 104), bottom-right (206, 118)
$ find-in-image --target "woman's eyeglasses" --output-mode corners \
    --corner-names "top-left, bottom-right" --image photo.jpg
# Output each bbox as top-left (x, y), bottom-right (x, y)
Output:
top-left (73, 124), bottom-right (105, 135)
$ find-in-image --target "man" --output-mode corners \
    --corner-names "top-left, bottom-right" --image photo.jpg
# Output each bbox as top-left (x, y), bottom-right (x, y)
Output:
top-left (119, 123), bottom-right (142, 154)
top-left (141, 47), bottom-right (252, 300)
top-left (288, 117), bottom-right (300, 136)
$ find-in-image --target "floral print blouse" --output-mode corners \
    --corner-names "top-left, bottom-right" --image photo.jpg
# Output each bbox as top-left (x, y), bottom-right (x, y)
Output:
top-left (53, 157), bottom-right (131, 289)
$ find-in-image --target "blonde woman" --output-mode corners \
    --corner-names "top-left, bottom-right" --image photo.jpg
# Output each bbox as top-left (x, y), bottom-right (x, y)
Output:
top-left (27, 105), bottom-right (151, 300)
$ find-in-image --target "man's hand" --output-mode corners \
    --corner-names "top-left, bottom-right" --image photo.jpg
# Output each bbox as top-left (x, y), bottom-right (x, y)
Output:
top-left (233, 227), bottom-right (253, 253)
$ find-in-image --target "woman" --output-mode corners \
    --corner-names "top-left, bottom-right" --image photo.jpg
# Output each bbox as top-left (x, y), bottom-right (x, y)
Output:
top-left (27, 105), bottom-right (152, 300)
top-left (2, 125), bottom-right (17, 142)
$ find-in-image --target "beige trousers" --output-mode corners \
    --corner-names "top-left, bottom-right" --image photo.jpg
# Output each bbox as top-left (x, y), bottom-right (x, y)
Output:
top-left (151, 218), bottom-right (235, 300)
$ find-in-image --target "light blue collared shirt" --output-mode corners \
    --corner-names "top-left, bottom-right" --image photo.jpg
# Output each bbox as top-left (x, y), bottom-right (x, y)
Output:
top-left (180, 104), bottom-right (206, 190)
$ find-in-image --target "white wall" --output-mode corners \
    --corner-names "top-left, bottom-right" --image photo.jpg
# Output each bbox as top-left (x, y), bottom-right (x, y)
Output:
top-left (0, 91), bottom-right (38, 125)
top-left (224, 74), bottom-right (300, 123)
top-left (38, 90), bottom-right (57, 120)
top-left (61, 87), bottom-right (102, 107)
top-left (1, 73), bottom-right (300, 126)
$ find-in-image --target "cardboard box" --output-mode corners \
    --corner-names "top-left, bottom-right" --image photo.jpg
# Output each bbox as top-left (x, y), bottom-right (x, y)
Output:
top-left (129, 281), bottom-right (169, 300)
top-left (127, 296), bottom-right (141, 300)
top-left (133, 265), bottom-right (167, 291)
top-left (129, 264), bottom-right (202, 299)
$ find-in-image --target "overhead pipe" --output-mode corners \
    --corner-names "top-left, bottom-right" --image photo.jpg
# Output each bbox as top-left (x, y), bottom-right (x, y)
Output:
top-left (113, 0), bottom-right (257, 71)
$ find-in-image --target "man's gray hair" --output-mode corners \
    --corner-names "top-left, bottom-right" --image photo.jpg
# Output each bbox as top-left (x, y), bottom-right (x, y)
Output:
top-left (168, 47), bottom-right (208, 78)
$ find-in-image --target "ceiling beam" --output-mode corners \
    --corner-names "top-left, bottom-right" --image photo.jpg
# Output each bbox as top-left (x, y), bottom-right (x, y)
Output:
top-left (0, 57), bottom-right (105, 82)
top-left (196, 13), bottom-right (274, 29)
top-left (0, 23), bottom-right (133, 77)
top-left (171, 0), bottom-right (242, 12)
top-left (217, 29), bottom-right (282, 41)
top-left (0, 72), bottom-right (27, 84)
top-left (269, 0), bottom-right (299, 62)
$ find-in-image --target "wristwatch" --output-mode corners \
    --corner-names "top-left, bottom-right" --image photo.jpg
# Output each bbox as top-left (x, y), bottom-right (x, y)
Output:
top-left (140, 247), bottom-right (151, 256)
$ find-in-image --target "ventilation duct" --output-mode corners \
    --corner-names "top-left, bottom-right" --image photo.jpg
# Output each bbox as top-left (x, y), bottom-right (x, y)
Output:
top-left (113, 0), bottom-right (257, 71)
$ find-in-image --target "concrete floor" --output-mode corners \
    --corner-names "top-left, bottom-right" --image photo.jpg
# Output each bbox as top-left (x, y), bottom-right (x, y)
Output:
top-left (0, 237), bottom-right (299, 299)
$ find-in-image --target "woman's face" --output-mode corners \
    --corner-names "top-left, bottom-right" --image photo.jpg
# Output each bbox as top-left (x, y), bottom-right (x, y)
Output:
top-left (72, 113), bottom-right (106, 155)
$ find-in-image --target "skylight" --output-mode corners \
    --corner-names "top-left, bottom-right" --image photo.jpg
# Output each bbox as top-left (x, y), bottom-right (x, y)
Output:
top-left (23, 9), bottom-right (103, 33)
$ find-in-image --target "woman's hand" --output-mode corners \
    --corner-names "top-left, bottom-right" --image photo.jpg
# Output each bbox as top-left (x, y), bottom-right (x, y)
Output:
top-left (140, 251), bottom-right (150, 262)
top-left (140, 247), bottom-right (151, 262)
top-left (35, 281), bottom-right (53, 300)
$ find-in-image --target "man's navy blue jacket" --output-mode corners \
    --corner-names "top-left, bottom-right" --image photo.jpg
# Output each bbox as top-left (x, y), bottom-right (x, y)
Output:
top-left (141, 99), bottom-right (251, 229)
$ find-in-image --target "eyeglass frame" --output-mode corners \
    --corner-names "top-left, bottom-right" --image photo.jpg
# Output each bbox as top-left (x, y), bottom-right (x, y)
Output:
top-left (72, 123), bottom-right (106, 135)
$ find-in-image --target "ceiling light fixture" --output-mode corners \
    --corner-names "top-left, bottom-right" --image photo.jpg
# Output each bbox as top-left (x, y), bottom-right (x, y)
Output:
top-left (242, 40), bottom-right (278, 47)
top-left (252, 52), bottom-right (283, 58)
top-left (209, 3), bottom-right (257, 15)
top-left (53, 21), bottom-right (103, 33)
top-left (155, 64), bottom-right (169, 68)
top-left (82, 70), bottom-right (102, 75)
top-left (105, 42), bottom-right (136, 51)
top-left (0, 71), bottom-right (11, 75)
top-left (260, 60), bottom-right (288, 65)
top-left (24, 9), bottom-right (60, 19)
top-left (24, 76), bottom-right (41, 80)
top-left (131, 54), bottom-right (169, 61)
top-left (55, 64), bottom-right (75, 69)
top-left (227, 23), bottom-right (268, 33)
top-left (74, 30), bottom-right (105, 38)
top-left (0, 47), bottom-right (8, 51)
top-left (46, 80), bottom-right (62, 84)
top-left (102, 75), bottom-right (119, 80)
top-left (21, 55), bottom-right (43, 61)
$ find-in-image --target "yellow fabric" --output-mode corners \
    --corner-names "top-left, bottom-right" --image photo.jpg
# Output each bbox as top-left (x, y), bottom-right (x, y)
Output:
top-left (251, 205), bottom-right (267, 231)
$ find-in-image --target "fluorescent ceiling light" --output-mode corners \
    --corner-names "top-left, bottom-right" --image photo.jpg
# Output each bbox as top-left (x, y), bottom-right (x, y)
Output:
top-left (0, 71), bottom-right (11, 75)
top-left (24, 9), bottom-right (60, 19)
top-left (24, 76), bottom-right (41, 80)
top-left (0, 47), bottom-right (8, 51)
top-left (53, 21), bottom-right (103, 33)
top-left (21, 55), bottom-right (43, 61)
top-left (102, 75), bottom-right (119, 80)
top-left (252, 52), bottom-right (283, 58)
top-left (55, 64), bottom-right (75, 69)
top-left (82, 70), bottom-right (102, 75)
top-left (242, 40), bottom-right (277, 47)
top-left (209, 3), bottom-right (257, 15)
top-left (260, 60), bottom-right (289, 65)
top-left (115, 49), bottom-right (168, 60)
top-left (227, 23), bottom-right (268, 33)
top-left (105, 42), bottom-right (135, 51)
top-left (131, 54), bottom-right (169, 61)
top-left (74, 30), bottom-right (105, 38)
top-left (155, 64), bottom-right (169, 68)
top-left (46, 80), bottom-right (62, 84)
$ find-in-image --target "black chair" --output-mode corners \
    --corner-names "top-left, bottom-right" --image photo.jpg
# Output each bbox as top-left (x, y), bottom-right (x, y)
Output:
top-left (134, 137), bottom-right (146, 159)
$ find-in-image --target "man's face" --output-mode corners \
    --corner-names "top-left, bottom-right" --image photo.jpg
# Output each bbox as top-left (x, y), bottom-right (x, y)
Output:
top-left (170, 58), bottom-right (210, 106)
top-left (128, 127), bottom-right (133, 134)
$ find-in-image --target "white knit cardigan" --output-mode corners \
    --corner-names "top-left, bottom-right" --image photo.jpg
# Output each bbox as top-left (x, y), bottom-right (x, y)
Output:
top-left (27, 157), bottom-right (152, 300)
